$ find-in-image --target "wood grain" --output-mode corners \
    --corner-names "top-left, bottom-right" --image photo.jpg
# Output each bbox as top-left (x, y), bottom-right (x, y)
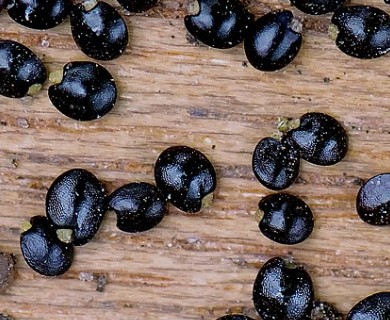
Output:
top-left (1, 0), bottom-right (390, 319)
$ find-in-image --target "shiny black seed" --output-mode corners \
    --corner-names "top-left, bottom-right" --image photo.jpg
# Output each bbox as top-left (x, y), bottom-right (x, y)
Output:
top-left (184, 0), bottom-right (253, 49)
top-left (48, 61), bottom-right (117, 121)
top-left (7, 0), bottom-right (71, 29)
top-left (108, 182), bottom-right (167, 233)
top-left (154, 146), bottom-right (217, 213)
top-left (0, 40), bottom-right (47, 98)
top-left (253, 256), bottom-right (314, 320)
top-left (244, 10), bottom-right (302, 71)
top-left (46, 168), bottom-right (106, 246)
top-left (258, 193), bottom-right (314, 245)
top-left (311, 301), bottom-right (343, 320)
top-left (347, 292), bottom-right (390, 320)
top-left (117, 0), bottom-right (158, 12)
top-left (216, 316), bottom-right (255, 320)
top-left (356, 173), bottom-right (390, 226)
top-left (331, 5), bottom-right (390, 59)
top-left (285, 112), bottom-right (348, 166)
top-left (291, 0), bottom-right (345, 15)
top-left (252, 137), bottom-right (300, 190)
top-left (70, 1), bottom-right (128, 60)
top-left (20, 216), bottom-right (74, 276)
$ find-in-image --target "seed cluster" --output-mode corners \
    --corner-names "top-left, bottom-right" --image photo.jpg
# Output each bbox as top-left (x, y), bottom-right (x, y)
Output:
top-left (20, 146), bottom-right (217, 276)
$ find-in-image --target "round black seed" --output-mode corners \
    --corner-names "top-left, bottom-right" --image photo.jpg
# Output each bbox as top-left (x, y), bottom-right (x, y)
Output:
top-left (331, 5), bottom-right (390, 59)
top-left (0, 40), bottom-right (47, 98)
top-left (20, 216), bottom-right (74, 276)
top-left (291, 0), bottom-right (345, 15)
top-left (48, 61), bottom-right (117, 121)
top-left (356, 173), bottom-right (390, 226)
top-left (285, 112), bottom-right (348, 166)
top-left (117, 0), bottom-right (158, 12)
top-left (7, 0), bottom-right (71, 30)
top-left (347, 292), bottom-right (390, 320)
top-left (253, 256), bottom-right (314, 320)
top-left (252, 137), bottom-right (300, 190)
top-left (70, 1), bottom-right (128, 61)
top-left (154, 145), bottom-right (217, 213)
top-left (244, 10), bottom-right (302, 71)
top-left (184, 0), bottom-right (253, 49)
top-left (108, 182), bottom-right (167, 233)
top-left (258, 193), bottom-right (314, 245)
top-left (311, 301), bottom-right (343, 320)
top-left (216, 316), bottom-right (255, 320)
top-left (46, 168), bottom-right (106, 246)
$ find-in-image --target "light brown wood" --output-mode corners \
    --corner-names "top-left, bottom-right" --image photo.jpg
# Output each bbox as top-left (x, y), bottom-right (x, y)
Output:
top-left (1, 0), bottom-right (390, 319)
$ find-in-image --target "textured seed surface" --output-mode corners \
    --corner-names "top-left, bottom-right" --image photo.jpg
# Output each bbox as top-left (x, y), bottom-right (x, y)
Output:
top-left (311, 301), bottom-right (343, 320)
top-left (184, 0), bottom-right (253, 49)
top-left (252, 137), bottom-right (300, 190)
top-left (258, 193), bottom-right (314, 245)
top-left (0, 314), bottom-right (14, 320)
top-left (20, 216), bottom-right (74, 276)
top-left (0, 252), bottom-right (15, 293)
top-left (7, 0), bottom-right (71, 29)
top-left (291, 0), bottom-right (345, 15)
top-left (253, 256), bottom-right (314, 320)
top-left (117, 0), bottom-right (158, 12)
top-left (347, 292), bottom-right (390, 320)
top-left (108, 182), bottom-right (167, 233)
top-left (285, 112), bottom-right (348, 166)
top-left (216, 316), bottom-right (255, 320)
top-left (48, 61), bottom-right (117, 121)
top-left (46, 168), bottom-right (106, 246)
top-left (356, 173), bottom-right (390, 226)
top-left (331, 5), bottom-right (390, 59)
top-left (244, 10), bottom-right (302, 71)
top-left (154, 145), bottom-right (217, 213)
top-left (0, 40), bottom-right (47, 98)
top-left (70, 1), bottom-right (128, 60)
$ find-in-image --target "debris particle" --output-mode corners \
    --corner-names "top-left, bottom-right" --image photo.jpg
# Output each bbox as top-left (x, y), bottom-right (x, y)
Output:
top-left (242, 61), bottom-right (248, 67)
top-left (0, 313), bottom-right (14, 320)
top-left (323, 77), bottom-right (331, 83)
top-left (11, 159), bottom-right (18, 168)
top-left (16, 117), bottom-right (29, 128)
top-left (79, 271), bottom-right (95, 282)
top-left (0, 252), bottom-right (16, 293)
top-left (95, 274), bottom-right (107, 292)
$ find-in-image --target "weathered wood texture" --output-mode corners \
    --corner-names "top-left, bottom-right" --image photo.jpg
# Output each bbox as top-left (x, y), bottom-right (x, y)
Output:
top-left (1, 0), bottom-right (390, 319)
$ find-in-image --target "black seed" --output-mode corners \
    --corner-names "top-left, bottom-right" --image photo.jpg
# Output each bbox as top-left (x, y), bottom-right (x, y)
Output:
top-left (108, 182), bottom-right (167, 233)
top-left (252, 137), bottom-right (300, 190)
top-left (285, 112), bottom-right (348, 166)
top-left (291, 0), bottom-right (345, 15)
top-left (244, 10), bottom-right (302, 71)
top-left (154, 146), bottom-right (217, 213)
top-left (258, 193), bottom-right (314, 245)
top-left (48, 61), bottom-right (117, 121)
top-left (46, 168), bottom-right (106, 246)
top-left (356, 173), bottom-right (390, 226)
top-left (117, 0), bottom-right (158, 12)
top-left (0, 313), bottom-right (14, 320)
top-left (0, 40), bottom-right (47, 98)
top-left (311, 301), bottom-right (343, 320)
top-left (184, 0), bottom-right (253, 49)
top-left (331, 5), bottom-right (390, 59)
top-left (20, 216), bottom-right (74, 276)
top-left (216, 316), bottom-right (255, 320)
top-left (7, 0), bottom-right (71, 30)
top-left (347, 292), bottom-right (390, 320)
top-left (253, 256), bottom-right (314, 320)
top-left (70, 1), bottom-right (128, 61)
top-left (0, 252), bottom-right (15, 293)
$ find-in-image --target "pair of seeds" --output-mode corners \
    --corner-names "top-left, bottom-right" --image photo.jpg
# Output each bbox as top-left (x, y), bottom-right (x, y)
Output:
top-left (20, 146), bottom-right (217, 276)
top-left (0, 39), bottom-right (118, 121)
top-left (252, 112), bottom-right (348, 245)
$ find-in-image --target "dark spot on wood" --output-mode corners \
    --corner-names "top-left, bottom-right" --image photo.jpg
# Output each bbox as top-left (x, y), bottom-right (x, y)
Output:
top-left (323, 77), bottom-right (331, 83)
top-left (96, 274), bottom-right (107, 292)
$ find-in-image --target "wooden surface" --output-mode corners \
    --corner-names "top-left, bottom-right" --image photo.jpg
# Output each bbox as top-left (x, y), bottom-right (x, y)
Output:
top-left (1, 0), bottom-right (390, 319)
